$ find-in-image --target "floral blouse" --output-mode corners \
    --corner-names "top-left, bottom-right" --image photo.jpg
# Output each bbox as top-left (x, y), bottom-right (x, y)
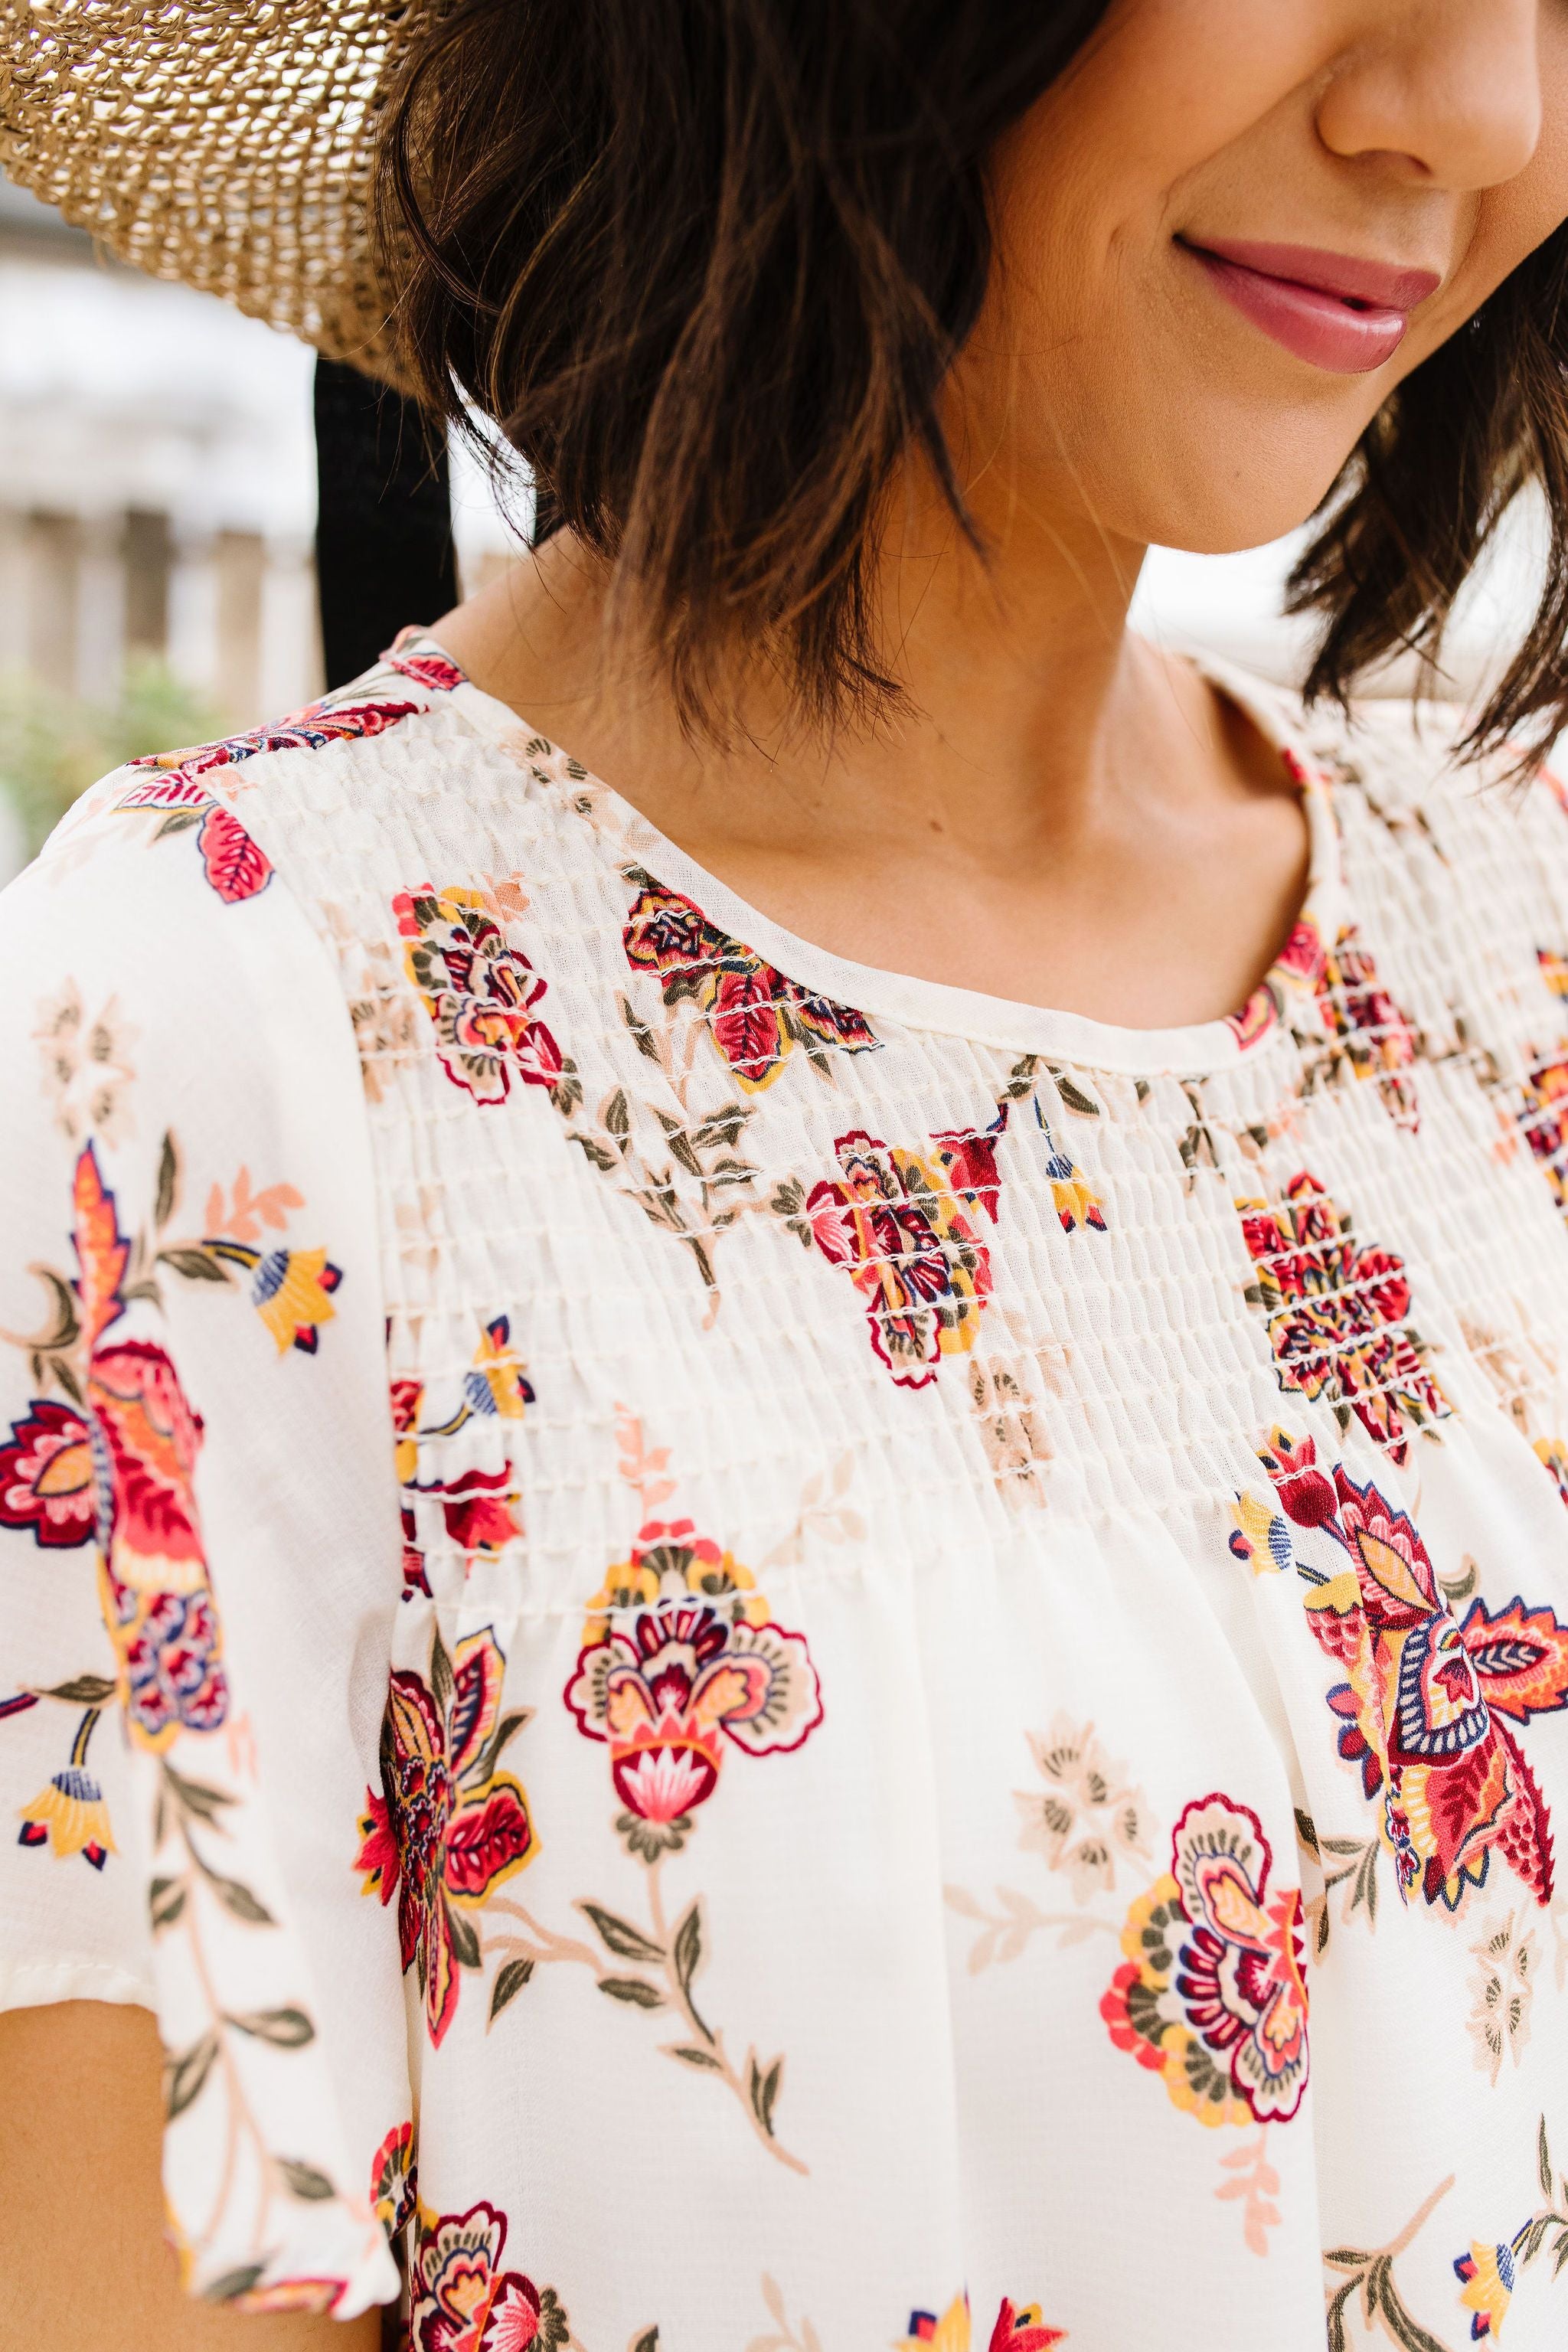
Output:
top-left (3, 632), bottom-right (1568, 2352)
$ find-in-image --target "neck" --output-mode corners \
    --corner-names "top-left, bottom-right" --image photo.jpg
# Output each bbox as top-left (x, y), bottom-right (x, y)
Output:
top-left (443, 443), bottom-right (1207, 884)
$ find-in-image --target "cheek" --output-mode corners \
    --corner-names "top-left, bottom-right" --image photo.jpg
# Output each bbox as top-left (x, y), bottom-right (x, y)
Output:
top-left (1448, 21), bottom-right (1568, 315)
top-left (988, 0), bottom-right (1337, 313)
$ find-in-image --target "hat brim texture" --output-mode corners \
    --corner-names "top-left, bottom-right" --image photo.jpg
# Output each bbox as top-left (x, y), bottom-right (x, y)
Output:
top-left (0, 0), bottom-right (435, 387)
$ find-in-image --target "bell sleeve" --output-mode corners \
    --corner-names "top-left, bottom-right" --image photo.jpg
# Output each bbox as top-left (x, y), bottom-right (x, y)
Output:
top-left (0, 782), bottom-right (407, 2318)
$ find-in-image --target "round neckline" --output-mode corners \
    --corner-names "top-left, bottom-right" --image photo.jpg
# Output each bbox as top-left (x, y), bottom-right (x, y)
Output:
top-left (418, 632), bottom-right (1348, 1080)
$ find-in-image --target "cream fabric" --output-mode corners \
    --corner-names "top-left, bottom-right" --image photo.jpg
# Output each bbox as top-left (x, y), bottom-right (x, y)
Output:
top-left (2, 638), bottom-right (1567, 2351)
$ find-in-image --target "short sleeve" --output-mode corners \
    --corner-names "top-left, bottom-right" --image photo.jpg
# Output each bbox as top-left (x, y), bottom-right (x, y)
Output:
top-left (0, 782), bottom-right (407, 2316)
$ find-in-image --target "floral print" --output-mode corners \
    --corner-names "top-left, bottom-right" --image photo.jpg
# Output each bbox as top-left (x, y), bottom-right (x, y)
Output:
top-left (623, 872), bottom-right (877, 1090)
top-left (1466, 1911), bottom-right (1538, 2086)
top-left (370, 2120), bottom-right (419, 2238)
top-left (1315, 926), bottom-right (1420, 1125)
top-left (807, 1126), bottom-right (999, 1386)
top-left (395, 884), bottom-right (581, 1111)
top-left (356, 1623), bottom-right (537, 2045)
top-left (899, 2297), bottom-right (1065, 2351)
top-left (1238, 1169), bottom-right (1449, 1462)
top-left (1013, 1716), bottom-right (1152, 1901)
top-left (1101, 1793), bottom-right (1309, 2126)
top-left (564, 1517), bottom-right (822, 1859)
top-left (1225, 910), bottom-right (1325, 1048)
top-left (11, 635), bottom-right (1568, 2338)
top-left (1519, 1047), bottom-right (1568, 1219)
top-left (409, 2201), bottom-right (568, 2352)
top-left (391, 1317), bottom-right (533, 1593)
top-left (116, 687), bottom-right (446, 905)
top-left (0, 1142), bottom-right (227, 1750)
top-left (0, 1398), bottom-right (94, 1547)
top-left (1456, 2238), bottom-right (1520, 2341)
top-left (17, 1700), bottom-right (113, 1867)
top-left (1262, 1439), bottom-right (1568, 1911)
top-left (1454, 2116), bottom-right (1568, 2341)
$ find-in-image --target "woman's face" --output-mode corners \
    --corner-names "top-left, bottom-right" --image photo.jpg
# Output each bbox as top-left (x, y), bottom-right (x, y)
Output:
top-left (971, 0), bottom-right (1568, 554)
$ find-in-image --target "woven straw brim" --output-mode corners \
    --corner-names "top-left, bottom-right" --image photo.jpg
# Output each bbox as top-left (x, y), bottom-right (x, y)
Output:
top-left (0, 1), bottom-right (440, 387)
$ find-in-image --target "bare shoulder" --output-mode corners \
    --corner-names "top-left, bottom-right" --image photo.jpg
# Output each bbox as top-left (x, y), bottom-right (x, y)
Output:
top-left (0, 2003), bottom-right (384, 2351)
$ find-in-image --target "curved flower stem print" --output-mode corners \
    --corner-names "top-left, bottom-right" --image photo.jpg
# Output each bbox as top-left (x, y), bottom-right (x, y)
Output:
top-left (944, 1883), bottom-right (1119, 1974)
top-left (1324, 2175), bottom-right (1455, 2352)
top-left (151, 1760), bottom-right (334, 2270)
top-left (482, 1863), bottom-right (807, 2174)
top-left (1216, 2128), bottom-right (1281, 2259)
top-left (565, 991), bottom-right (805, 1324)
top-left (1296, 1809), bottom-right (1380, 1959)
top-left (482, 1427), bottom-right (827, 2170)
top-left (746, 2275), bottom-right (823, 2352)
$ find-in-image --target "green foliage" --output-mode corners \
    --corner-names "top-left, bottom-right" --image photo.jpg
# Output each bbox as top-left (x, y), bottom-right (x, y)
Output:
top-left (0, 656), bottom-right (220, 859)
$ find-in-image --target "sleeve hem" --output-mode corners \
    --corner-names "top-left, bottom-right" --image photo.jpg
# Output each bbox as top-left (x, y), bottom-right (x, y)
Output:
top-left (0, 1957), bottom-right (157, 2013)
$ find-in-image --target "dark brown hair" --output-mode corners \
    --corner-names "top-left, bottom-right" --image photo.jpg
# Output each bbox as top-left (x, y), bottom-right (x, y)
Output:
top-left (378, 0), bottom-right (1568, 759)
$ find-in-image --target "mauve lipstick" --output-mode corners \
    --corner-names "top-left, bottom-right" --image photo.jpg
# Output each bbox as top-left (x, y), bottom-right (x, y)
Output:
top-left (1178, 237), bottom-right (1442, 374)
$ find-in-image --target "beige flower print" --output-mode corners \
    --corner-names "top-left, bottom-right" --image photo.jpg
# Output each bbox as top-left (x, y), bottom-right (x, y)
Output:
top-left (1466, 1907), bottom-right (1538, 2086)
top-left (34, 980), bottom-right (137, 1146)
top-left (1014, 1715), bottom-right (1153, 1903)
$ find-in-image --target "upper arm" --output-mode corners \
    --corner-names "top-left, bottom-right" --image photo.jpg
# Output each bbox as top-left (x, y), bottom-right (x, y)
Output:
top-left (0, 2002), bottom-right (384, 2351)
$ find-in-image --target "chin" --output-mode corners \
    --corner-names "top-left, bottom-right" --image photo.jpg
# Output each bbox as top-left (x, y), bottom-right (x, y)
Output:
top-left (1085, 435), bottom-right (1358, 560)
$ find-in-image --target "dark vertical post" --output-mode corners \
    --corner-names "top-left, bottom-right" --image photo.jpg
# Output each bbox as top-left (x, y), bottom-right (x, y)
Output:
top-left (313, 355), bottom-right (458, 690)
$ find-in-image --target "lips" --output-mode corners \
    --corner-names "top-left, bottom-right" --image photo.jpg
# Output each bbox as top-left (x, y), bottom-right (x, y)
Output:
top-left (1180, 237), bottom-right (1442, 375)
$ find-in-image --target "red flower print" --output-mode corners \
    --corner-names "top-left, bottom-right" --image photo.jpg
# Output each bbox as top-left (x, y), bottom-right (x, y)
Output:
top-left (1256, 1426), bottom-right (1338, 1530)
top-left (990, 2303), bottom-right (1067, 2351)
top-left (196, 804), bottom-right (273, 903)
top-left (394, 886), bottom-right (580, 1112)
top-left (565, 1521), bottom-right (822, 1860)
top-left (1237, 1170), bottom-right (1448, 1464)
top-left (130, 697), bottom-right (421, 789)
top-left (1224, 912), bottom-right (1327, 1049)
top-left (1315, 928), bottom-right (1420, 1126)
top-left (1102, 1793), bottom-right (1308, 2128)
top-left (408, 2202), bottom-right (568, 2352)
top-left (393, 1320), bottom-right (532, 1585)
top-left (1298, 1468), bottom-right (1568, 1909)
top-left (356, 1625), bottom-right (535, 2045)
top-left (120, 697), bottom-right (425, 901)
top-left (0, 1399), bottom-right (95, 1547)
top-left (898, 2296), bottom-right (1066, 2351)
top-left (1226, 988), bottom-right (1277, 1051)
top-left (623, 873), bottom-right (877, 1091)
top-left (1274, 915), bottom-right (1328, 987)
top-left (369, 2121), bottom-right (418, 2239)
top-left (384, 644), bottom-right (466, 694)
top-left (808, 1129), bottom-right (995, 1387)
top-left (1518, 1048), bottom-right (1568, 1217)
top-left (31, 1144), bottom-right (233, 1750)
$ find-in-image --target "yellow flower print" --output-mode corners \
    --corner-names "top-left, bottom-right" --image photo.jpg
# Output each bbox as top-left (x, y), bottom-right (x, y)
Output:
top-left (205, 1238), bottom-right (342, 1355)
top-left (18, 1767), bottom-right (116, 1867)
top-left (580, 1519), bottom-right (766, 1649)
top-left (1533, 1435), bottom-right (1568, 1507)
top-left (1455, 2239), bottom-right (1518, 2338)
top-left (1229, 1488), bottom-right (1290, 1574)
top-left (471, 1316), bottom-right (532, 1419)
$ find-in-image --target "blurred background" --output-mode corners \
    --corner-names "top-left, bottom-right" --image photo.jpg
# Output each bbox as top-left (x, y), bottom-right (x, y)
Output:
top-left (0, 168), bottom-right (1550, 887)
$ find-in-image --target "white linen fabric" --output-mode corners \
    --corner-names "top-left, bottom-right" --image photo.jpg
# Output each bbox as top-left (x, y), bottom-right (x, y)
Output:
top-left (2, 635), bottom-right (1567, 2352)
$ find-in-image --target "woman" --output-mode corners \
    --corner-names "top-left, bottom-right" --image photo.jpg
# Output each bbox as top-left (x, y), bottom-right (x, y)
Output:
top-left (4, 2), bottom-right (1568, 2346)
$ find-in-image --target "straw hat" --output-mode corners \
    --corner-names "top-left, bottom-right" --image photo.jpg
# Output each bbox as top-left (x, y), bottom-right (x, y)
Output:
top-left (0, 1), bottom-right (435, 385)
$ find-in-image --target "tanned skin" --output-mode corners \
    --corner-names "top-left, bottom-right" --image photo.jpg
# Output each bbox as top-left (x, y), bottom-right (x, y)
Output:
top-left (0, 2004), bottom-right (381, 2352)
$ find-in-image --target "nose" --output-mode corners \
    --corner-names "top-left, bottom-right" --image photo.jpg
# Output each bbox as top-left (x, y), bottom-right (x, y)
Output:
top-left (1317, 0), bottom-right (1543, 191)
